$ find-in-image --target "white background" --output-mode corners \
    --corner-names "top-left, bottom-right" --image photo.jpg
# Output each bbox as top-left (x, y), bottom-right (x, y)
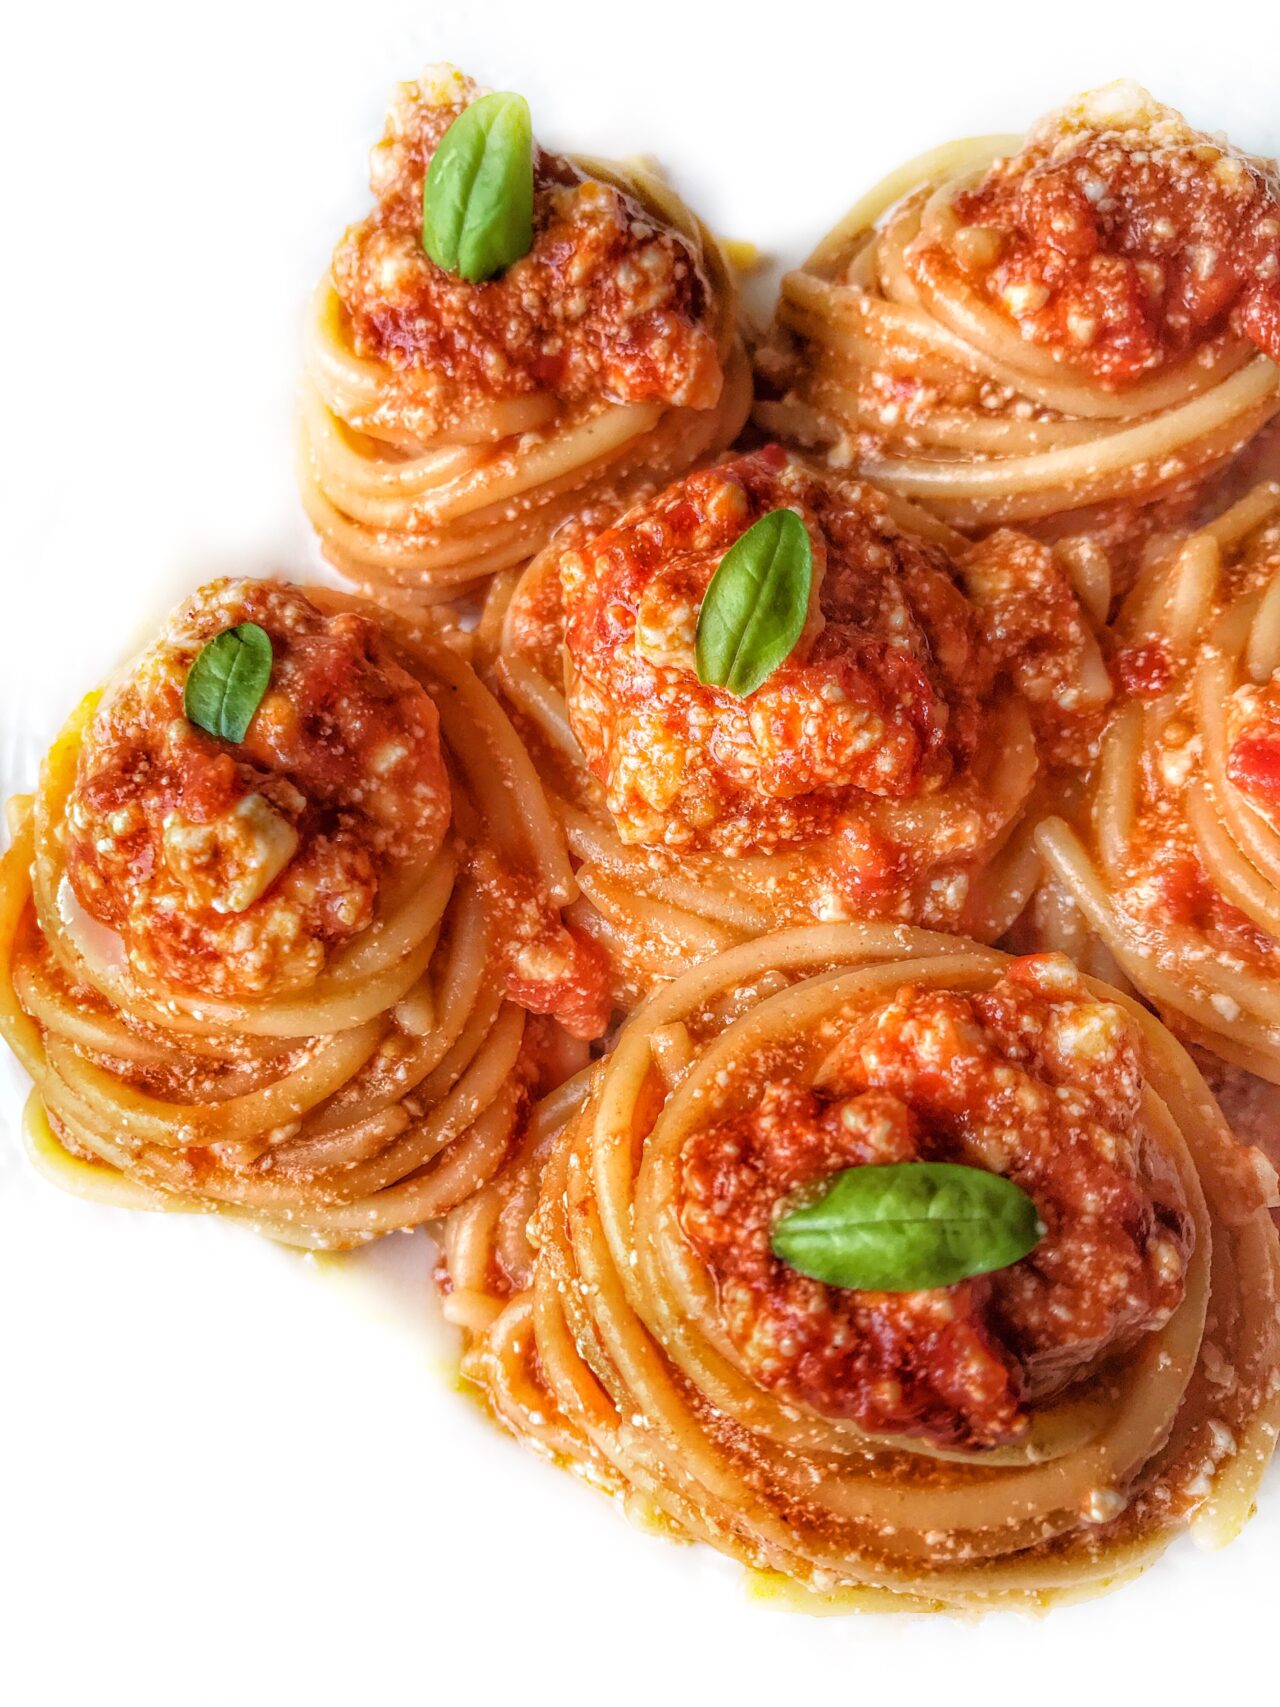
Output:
top-left (2, 3), bottom-right (1277, 1701)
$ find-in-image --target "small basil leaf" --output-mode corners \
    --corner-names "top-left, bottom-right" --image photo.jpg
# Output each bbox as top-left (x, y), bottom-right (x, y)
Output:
top-left (422, 91), bottom-right (534, 283)
top-left (770, 1162), bottom-right (1043, 1292)
top-left (695, 508), bottom-right (812, 697)
top-left (183, 624), bottom-right (274, 744)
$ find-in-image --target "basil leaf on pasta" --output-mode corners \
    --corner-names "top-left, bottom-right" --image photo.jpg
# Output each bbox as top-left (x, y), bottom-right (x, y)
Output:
top-left (421, 92), bottom-right (535, 282)
top-left (695, 508), bottom-right (812, 697)
top-left (771, 1162), bottom-right (1043, 1292)
top-left (183, 623), bottom-right (274, 743)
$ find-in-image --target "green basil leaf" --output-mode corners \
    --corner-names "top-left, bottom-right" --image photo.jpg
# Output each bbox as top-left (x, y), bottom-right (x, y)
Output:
top-left (770, 1162), bottom-right (1043, 1292)
top-left (183, 623), bottom-right (274, 743)
top-left (421, 92), bottom-right (534, 283)
top-left (695, 508), bottom-right (812, 697)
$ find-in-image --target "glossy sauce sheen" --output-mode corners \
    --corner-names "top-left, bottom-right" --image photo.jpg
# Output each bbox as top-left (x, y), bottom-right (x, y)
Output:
top-left (333, 69), bottom-right (722, 412)
top-left (560, 446), bottom-right (1100, 860)
top-left (678, 954), bottom-right (1192, 1449)
top-left (1226, 678), bottom-right (1280, 811)
top-left (63, 581), bottom-right (611, 1038)
top-left (67, 581), bottom-right (450, 999)
top-left (917, 82), bottom-right (1280, 386)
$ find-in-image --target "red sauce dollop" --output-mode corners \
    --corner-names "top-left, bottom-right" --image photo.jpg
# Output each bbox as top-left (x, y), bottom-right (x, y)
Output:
top-left (678, 955), bottom-right (1192, 1449)
top-left (917, 83), bottom-right (1280, 388)
top-left (333, 70), bottom-right (722, 415)
top-left (67, 581), bottom-right (450, 1000)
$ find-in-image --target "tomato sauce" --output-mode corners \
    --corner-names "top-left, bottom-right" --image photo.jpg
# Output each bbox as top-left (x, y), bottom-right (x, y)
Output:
top-left (678, 954), bottom-right (1192, 1450)
top-left (1226, 679), bottom-right (1280, 822)
top-left (560, 447), bottom-right (1101, 860)
top-left (1113, 640), bottom-right (1173, 699)
top-left (915, 82), bottom-right (1280, 387)
top-left (66, 581), bottom-right (450, 1000)
top-left (1113, 526), bottom-right (1280, 975)
top-left (333, 69), bottom-right (722, 415)
top-left (468, 846), bottom-right (610, 1041)
top-left (561, 447), bottom-right (989, 854)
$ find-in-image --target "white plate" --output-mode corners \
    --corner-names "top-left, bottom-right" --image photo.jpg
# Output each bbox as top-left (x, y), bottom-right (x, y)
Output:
top-left (3, 4), bottom-right (1278, 1702)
